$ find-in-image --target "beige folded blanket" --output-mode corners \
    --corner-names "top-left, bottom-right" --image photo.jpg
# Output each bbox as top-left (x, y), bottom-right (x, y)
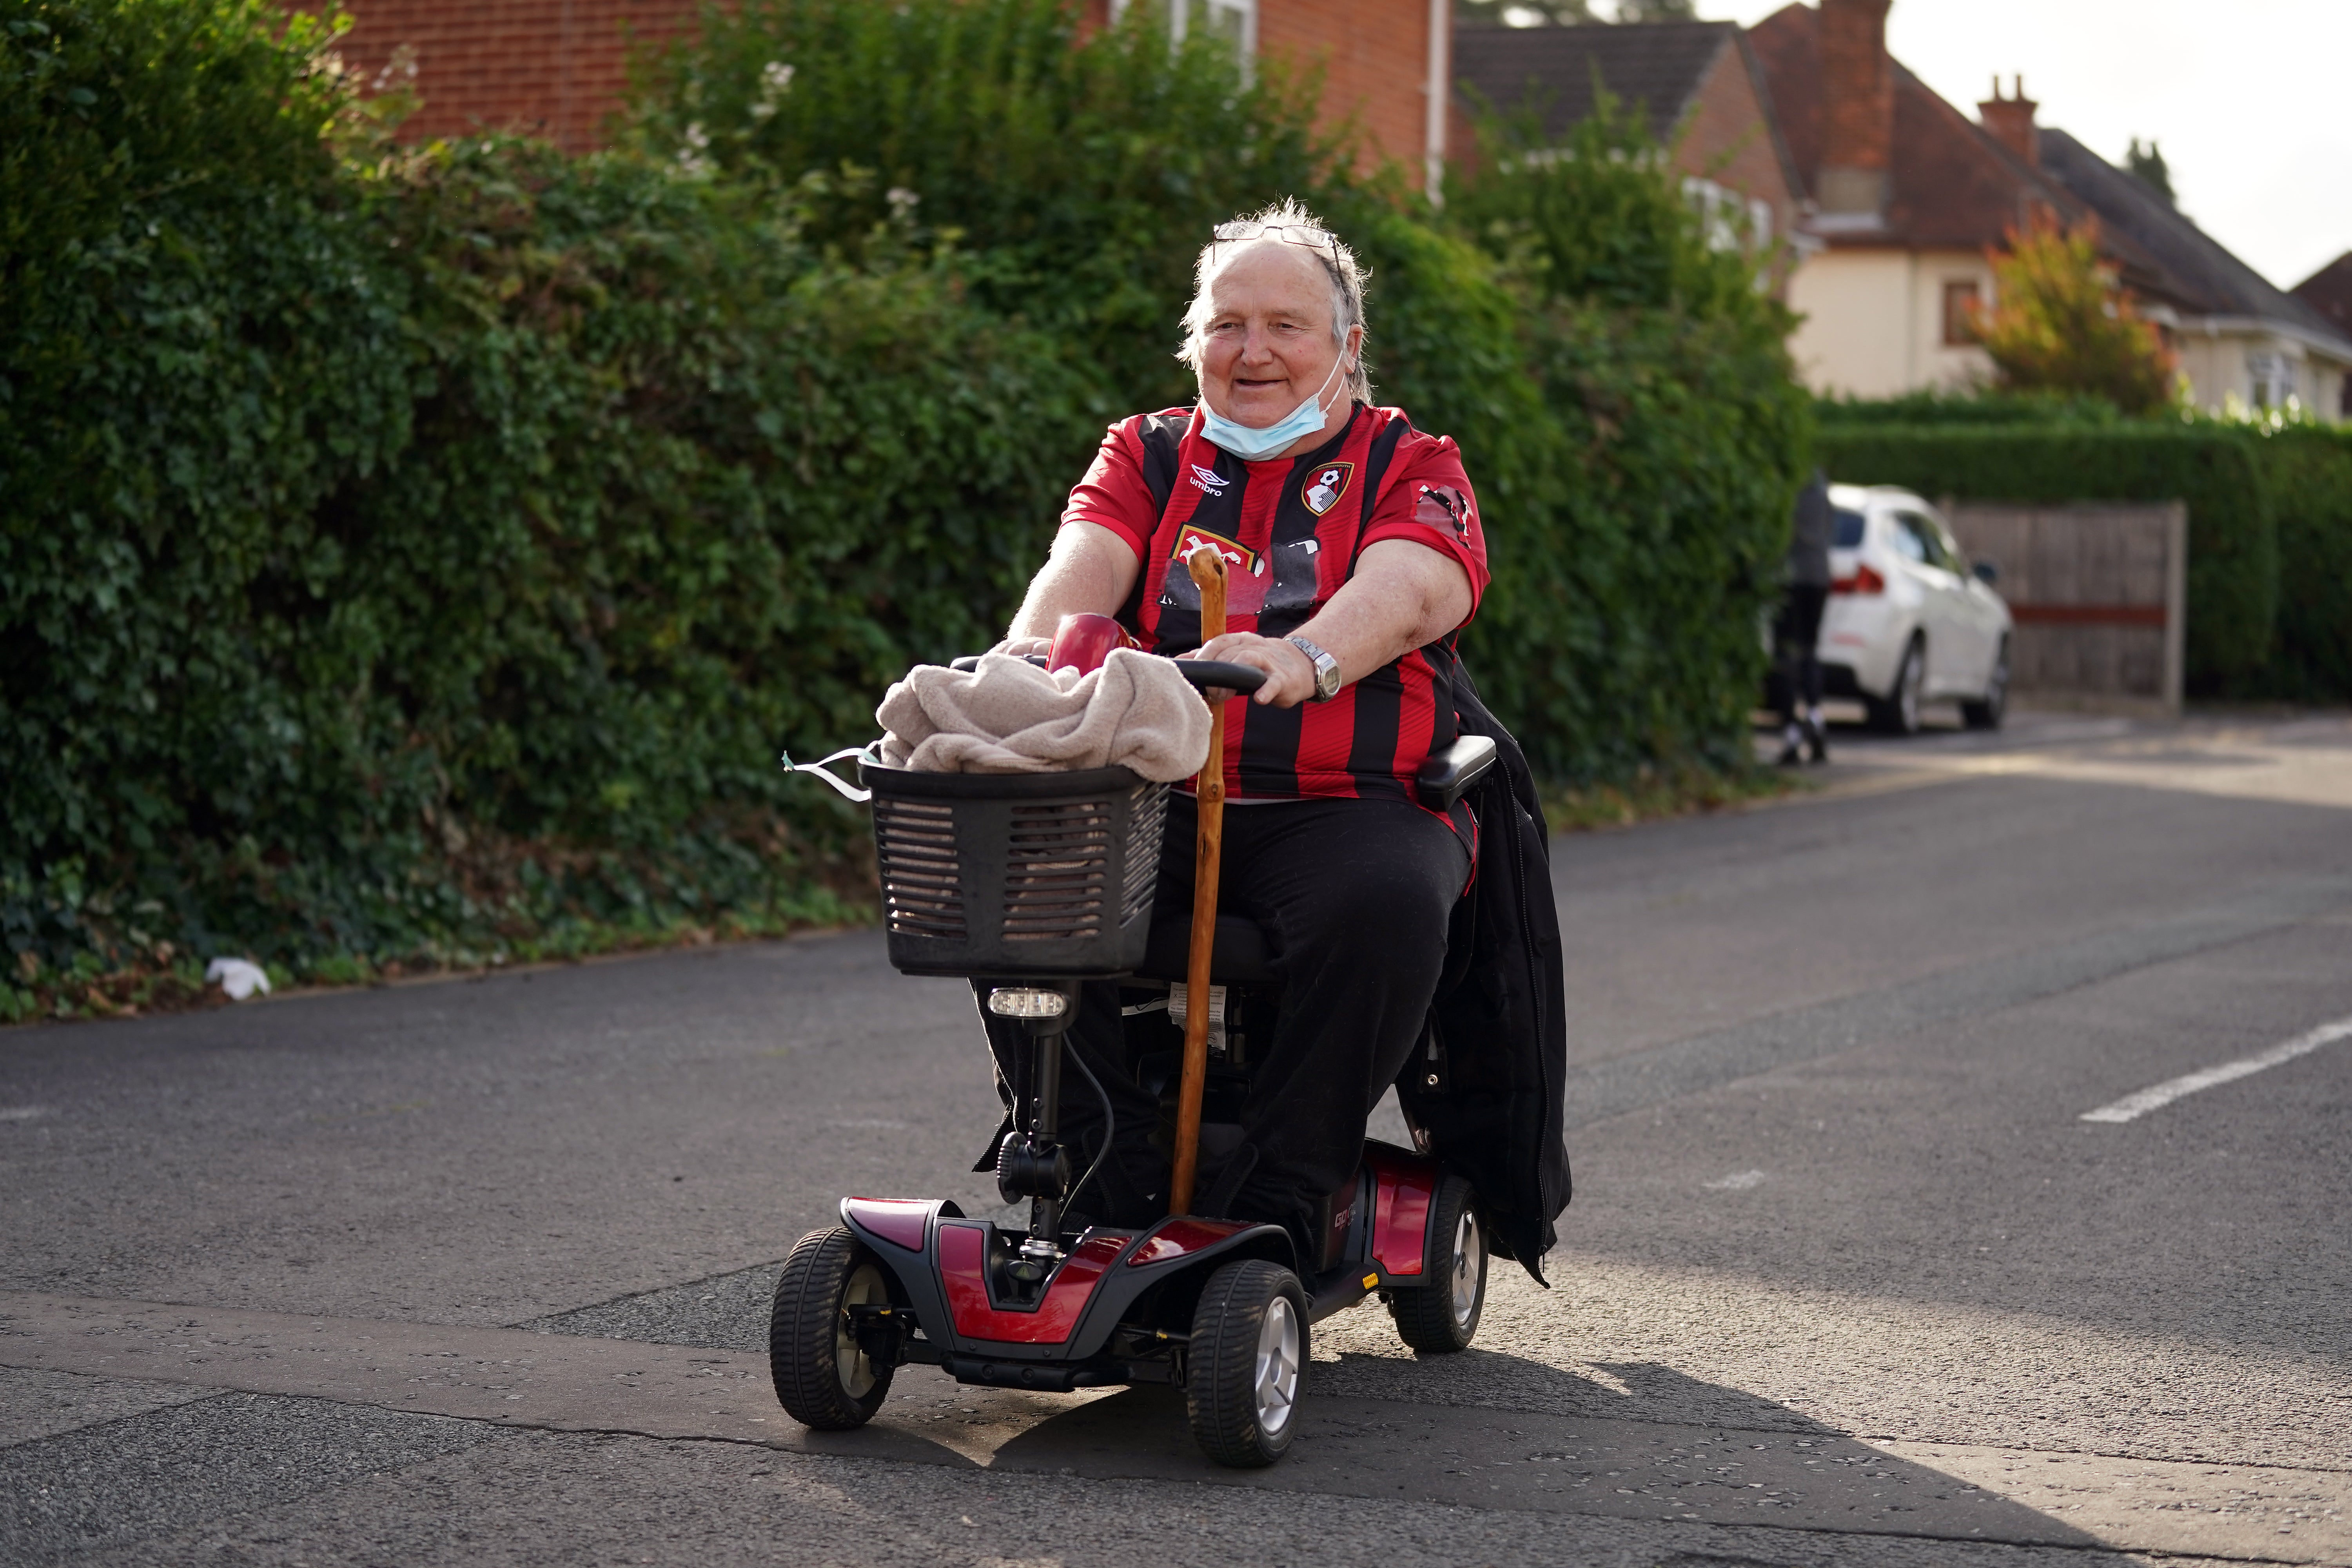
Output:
top-left (876, 648), bottom-right (1210, 780)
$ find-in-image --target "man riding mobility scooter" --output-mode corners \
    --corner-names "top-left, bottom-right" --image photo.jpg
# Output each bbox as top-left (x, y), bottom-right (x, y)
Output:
top-left (772, 549), bottom-right (1508, 1468)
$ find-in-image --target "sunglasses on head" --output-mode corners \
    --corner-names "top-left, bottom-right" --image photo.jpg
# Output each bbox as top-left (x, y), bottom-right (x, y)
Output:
top-left (1211, 221), bottom-right (1343, 265)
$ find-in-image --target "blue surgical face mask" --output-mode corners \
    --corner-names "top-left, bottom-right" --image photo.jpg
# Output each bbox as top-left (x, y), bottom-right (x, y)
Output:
top-left (1199, 347), bottom-right (1351, 462)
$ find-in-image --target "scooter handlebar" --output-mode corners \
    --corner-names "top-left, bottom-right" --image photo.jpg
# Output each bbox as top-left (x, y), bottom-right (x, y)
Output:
top-left (1168, 660), bottom-right (1266, 695)
top-left (943, 652), bottom-right (1267, 696)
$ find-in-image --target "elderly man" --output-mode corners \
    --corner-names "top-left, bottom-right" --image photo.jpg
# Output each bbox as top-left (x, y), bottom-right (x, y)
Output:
top-left (979, 200), bottom-right (1492, 1249)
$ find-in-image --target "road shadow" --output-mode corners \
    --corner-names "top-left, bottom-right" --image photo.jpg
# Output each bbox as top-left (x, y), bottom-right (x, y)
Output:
top-left (978, 1348), bottom-right (2105, 1551)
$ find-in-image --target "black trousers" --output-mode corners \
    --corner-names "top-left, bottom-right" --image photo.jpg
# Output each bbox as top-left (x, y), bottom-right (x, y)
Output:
top-left (975, 792), bottom-right (1471, 1252)
top-left (1775, 581), bottom-right (1829, 720)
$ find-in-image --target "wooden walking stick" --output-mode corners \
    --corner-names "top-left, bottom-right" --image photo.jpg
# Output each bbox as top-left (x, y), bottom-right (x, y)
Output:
top-left (1168, 543), bottom-right (1230, 1218)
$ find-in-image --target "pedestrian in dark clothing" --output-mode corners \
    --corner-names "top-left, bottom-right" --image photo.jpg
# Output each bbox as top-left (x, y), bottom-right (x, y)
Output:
top-left (1776, 470), bottom-right (1833, 765)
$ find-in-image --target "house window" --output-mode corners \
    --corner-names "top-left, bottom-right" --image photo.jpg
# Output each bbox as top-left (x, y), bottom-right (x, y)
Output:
top-left (1181, 0), bottom-right (1252, 53)
top-left (2246, 350), bottom-right (2293, 410)
top-left (1680, 178), bottom-right (1764, 253)
top-left (1114, 0), bottom-right (1254, 64)
top-left (1942, 280), bottom-right (1981, 346)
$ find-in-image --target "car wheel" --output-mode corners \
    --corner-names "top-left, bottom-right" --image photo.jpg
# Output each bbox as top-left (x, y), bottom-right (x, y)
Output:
top-left (1962, 636), bottom-right (2009, 730)
top-left (1867, 635), bottom-right (1925, 735)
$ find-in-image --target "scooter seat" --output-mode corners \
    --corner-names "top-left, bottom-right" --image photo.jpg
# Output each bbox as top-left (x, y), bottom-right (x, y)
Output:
top-left (1136, 913), bottom-right (1277, 985)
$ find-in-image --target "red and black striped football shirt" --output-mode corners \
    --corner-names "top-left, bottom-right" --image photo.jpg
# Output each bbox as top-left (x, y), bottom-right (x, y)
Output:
top-left (1062, 403), bottom-right (1490, 804)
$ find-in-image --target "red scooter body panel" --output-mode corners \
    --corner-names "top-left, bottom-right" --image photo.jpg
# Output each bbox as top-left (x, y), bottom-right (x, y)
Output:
top-left (1124, 1217), bottom-right (1250, 1267)
top-left (937, 1224), bottom-right (1130, 1344)
top-left (1367, 1145), bottom-right (1436, 1277)
top-left (842, 1197), bottom-right (932, 1252)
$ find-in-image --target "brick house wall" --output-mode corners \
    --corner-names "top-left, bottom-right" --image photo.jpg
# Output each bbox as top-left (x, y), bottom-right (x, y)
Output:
top-left (314, 0), bottom-right (1446, 185)
top-left (1259, 0), bottom-right (1443, 185)
top-left (316, 0), bottom-right (695, 152)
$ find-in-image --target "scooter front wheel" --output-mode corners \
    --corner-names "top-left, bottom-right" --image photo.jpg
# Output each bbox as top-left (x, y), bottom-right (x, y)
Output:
top-left (1388, 1172), bottom-right (1486, 1353)
top-left (769, 1226), bottom-right (895, 1429)
top-left (1186, 1258), bottom-right (1308, 1467)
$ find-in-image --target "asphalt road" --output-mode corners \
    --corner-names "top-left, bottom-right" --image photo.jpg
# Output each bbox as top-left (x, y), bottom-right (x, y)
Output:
top-left (4, 706), bottom-right (2350, 1568)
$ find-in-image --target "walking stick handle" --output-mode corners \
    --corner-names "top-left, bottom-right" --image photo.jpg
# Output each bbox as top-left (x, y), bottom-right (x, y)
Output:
top-left (1169, 544), bottom-right (1229, 1218)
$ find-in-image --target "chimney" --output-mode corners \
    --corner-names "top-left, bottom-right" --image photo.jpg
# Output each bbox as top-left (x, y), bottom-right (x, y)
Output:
top-left (1816, 0), bottom-right (1894, 220)
top-left (1977, 75), bottom-right (2039, 167)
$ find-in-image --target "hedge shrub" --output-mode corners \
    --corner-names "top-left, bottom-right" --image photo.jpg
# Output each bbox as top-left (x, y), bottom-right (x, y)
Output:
top-left (630, 0), bottom-right (1338, 410)
top-left (1812, 425), bottom-right (2277, 688)
top-left (1448, 94), bottom-right (1812, 776)
top-left (2, 0), bottom-right (1096, 1002)
top-left (2254, 425), bottom-right (2352, 701)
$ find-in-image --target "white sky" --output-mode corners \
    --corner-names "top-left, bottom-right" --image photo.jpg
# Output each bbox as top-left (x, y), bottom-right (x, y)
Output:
top-left (1691, 0), bottom-right (2352, 290)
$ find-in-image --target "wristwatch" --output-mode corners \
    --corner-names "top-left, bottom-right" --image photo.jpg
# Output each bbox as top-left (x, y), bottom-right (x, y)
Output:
top-left (1286, 635), bottom-right (1343, 701)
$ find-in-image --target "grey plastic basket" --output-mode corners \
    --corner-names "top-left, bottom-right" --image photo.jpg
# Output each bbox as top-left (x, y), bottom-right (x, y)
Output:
top-left (861, 762), bottom-right (1172, 978)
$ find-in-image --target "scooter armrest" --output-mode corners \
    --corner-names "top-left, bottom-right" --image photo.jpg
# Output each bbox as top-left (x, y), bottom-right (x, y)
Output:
top-left (1416, 734), bottom-right (1498, 812)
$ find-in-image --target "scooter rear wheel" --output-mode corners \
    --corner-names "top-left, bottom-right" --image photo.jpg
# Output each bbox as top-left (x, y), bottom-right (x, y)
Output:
top-left (769, 1226), bottom-right (895, 1429)
top-left (1186, 1258), bottom-right (1308, 1468)
top-left (1388, 1172), bottom-right (1486, 1353)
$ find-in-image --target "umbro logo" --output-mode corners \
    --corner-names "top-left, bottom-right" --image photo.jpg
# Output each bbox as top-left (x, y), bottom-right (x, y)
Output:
top-left (1190, 465), bottom-right (1229, 493)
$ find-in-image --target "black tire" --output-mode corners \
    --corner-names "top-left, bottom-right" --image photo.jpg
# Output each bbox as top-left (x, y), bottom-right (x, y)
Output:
top-left (1186, 1258), bottom-right (1308, 1468)
top-left (1962, 636), bottom-right (2009, 730)
top-left (1388, 1172), bottom-right (1488, 1353)
top-left (769, 1226), bottom-right (894, 1430)
top-left (1866, 635), bottom-right (1926, 735)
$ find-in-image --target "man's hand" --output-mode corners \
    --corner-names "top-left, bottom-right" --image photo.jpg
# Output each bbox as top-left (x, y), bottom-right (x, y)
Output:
top-left (1183, 541), bottom-right (1473, 708)
top-left (989, 636), bottom-right (1053, 660)
top-left (1185, 632), bottom-right (1321, 707)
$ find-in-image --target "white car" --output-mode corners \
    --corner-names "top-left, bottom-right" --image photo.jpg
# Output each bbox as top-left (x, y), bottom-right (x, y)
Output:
top-left (1817, 485), bottom-right (2013, 733)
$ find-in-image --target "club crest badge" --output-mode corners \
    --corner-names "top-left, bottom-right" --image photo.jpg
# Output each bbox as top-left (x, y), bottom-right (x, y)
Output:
top-left (1302, 461), bottom-right (1353, 517)
top-left (1414, 483), bottom-right (1473, 539)
top-left (1173, 524), bottom-right (1263, 578)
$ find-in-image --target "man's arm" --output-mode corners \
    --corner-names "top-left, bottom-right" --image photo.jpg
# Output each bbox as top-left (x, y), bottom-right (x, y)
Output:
top-left (996, 521), bottom-right (1144, 657)
top-left (1192, 539), bottom-right (1473, 707)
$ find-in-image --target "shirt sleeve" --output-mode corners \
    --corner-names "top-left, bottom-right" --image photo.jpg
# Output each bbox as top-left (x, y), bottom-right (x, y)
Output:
top-left (1357, 430), bottom-right (1491, 622)
top-left (1060, 419), bottom-right (1158, 562)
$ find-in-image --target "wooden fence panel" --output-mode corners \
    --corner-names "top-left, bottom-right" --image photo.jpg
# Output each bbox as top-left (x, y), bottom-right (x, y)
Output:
top-left (1943, 501), bottom-right (2187, 714)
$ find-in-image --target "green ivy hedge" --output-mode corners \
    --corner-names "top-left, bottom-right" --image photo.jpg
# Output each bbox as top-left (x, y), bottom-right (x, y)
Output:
top-left (1812, 425), bottom-right (2277, 688)
top-left (2256, 426), bottom-right (2352, 701)
top-left (4, 0), bottom-right (1810, 1008)
top-left (2, 0), bottom-right (1098, 1001)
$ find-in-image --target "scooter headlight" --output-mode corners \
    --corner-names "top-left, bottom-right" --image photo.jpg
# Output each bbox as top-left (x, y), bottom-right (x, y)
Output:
top-left (987, 987), bottom-right (1069, 1019)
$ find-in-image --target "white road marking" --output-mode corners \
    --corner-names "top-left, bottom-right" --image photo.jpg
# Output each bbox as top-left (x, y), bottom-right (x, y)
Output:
top-left (2081, 1014), bottom-right (2352, 1123)
top-left (1704, 1169), bottom-right (1767, 1190)
top-left (0, 1107), bottom-right (49, 1122)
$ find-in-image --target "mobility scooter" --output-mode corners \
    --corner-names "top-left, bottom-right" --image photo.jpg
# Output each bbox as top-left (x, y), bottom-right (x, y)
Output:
top-left (772, 549), bottom-right (1498, 1467)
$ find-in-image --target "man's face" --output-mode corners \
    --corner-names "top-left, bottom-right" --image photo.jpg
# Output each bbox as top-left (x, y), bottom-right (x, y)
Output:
top-left (1196, 241), bottom-right (1356, 429)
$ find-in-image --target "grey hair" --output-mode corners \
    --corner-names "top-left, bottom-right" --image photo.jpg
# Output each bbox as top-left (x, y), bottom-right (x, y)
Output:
top-left (1177, 197), bottom-right (1374, 404)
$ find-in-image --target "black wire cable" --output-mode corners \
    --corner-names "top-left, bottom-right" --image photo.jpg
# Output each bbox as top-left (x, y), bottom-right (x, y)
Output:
top-left (1060, 1038), bottom-right (1117, 1219)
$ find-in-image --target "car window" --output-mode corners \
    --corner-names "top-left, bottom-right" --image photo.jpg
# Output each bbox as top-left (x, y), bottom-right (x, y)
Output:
top-left (1895, 512), bottom-right (1952, 571)
top-left (1832, 508), bottom-right (1866, 548)
top-left (1885, 513), bottom-right (1928, 564)
top-left (1933, 522), bottom-right (1971, 575)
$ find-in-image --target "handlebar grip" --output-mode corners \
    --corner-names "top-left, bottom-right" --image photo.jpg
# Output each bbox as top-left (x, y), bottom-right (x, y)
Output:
top-left (943, 652), bottom-right (1262, 694)
top-left (1172, 660), bottom-right (1267, 695)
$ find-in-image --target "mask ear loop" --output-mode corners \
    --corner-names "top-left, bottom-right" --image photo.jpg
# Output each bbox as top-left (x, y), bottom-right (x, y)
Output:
top-left (779, 744), bottom-right (882, 803)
